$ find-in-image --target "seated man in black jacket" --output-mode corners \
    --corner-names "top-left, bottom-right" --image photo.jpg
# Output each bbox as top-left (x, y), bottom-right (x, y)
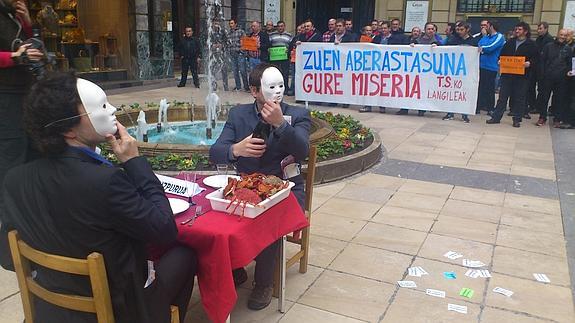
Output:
top-left (0, 72), bottom-right (197, 323)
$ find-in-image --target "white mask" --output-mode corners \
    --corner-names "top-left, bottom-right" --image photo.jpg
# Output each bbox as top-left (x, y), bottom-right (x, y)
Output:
top-left (261, 67), bottom-right (284, 103)
top-left (76, 78), bottom-right (117, 137)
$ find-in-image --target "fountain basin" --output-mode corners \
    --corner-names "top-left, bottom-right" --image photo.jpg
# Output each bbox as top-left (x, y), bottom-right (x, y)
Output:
top-left (117, 105), bottom-right (334, 157)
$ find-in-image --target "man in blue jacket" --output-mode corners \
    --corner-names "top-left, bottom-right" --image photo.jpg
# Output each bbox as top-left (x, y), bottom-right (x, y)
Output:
top-left (477, 20), bottom-right (505, 114)
top-left (209, 63), bottom-right (310, 310)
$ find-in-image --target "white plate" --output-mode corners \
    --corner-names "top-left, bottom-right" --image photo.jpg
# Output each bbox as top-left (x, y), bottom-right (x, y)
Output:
top-left (168, 198), bottom-right (190, 215)
top-left (203, 175), bottom-right (240, 188)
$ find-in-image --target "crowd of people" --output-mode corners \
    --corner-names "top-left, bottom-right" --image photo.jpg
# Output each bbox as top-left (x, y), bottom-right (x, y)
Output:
top-left (182, 16), bottom-right (575, 128)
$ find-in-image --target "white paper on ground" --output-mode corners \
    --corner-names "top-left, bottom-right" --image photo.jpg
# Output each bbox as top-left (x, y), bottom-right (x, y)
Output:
top-left (444, 251), bottom-right (463, 260)
top-left (462, 259), bottom-right (486, 268)
top-left (465, 269), bottom-right (480, 278)
top-left (397, 280), bottom-right (417, 288)
top-left (493, 287), bottom-right (514, 297)
top-left (408, 266), bottom-right (428, 277)
top-left (448, 303), bottom-right (468, 314)
top-left (478, 269), bottom-right (492, 278)
top-left (533, 273), bottom-right (551, 283)
top-left (426, 289), bottom-right (446, 298)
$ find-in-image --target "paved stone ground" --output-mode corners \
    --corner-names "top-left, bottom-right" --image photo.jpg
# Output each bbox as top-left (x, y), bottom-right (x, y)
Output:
top-left (1, 81), bottom-right (575, 323)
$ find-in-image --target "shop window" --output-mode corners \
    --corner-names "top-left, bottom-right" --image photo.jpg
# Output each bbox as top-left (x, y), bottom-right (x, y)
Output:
top-left (457, 0), bottom-right (535, 13)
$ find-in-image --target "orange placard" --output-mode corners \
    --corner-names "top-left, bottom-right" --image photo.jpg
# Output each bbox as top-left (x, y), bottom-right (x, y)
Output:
top-left (500, 56), bottom-right (525, 75)
top-left (360, 35), bottom-right (373, 43)
top-left (241, 36), bottom-right (258, 51)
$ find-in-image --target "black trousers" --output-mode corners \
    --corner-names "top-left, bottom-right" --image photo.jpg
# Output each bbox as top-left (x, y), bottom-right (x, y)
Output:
top-left (537, 78), bottom-right (568, 122)
top-left (180, 58), bottom-right (199, 87)
top-left (253, 239), bottom-right (281, 287)
top-left (272, 60), bottom-right (290, 92)
top-left (145, 246), bottom-right (197, 323)
top-left (491, 75), bottom-right (529, 122)
top-left (477, 68), bottom-right (497, 113)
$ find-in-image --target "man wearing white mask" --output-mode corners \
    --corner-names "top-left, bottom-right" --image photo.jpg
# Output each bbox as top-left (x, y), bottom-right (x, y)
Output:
top-left (0, 72), bottom-right (197, 323)
top-left (210, 63), bottom-right (310, 310)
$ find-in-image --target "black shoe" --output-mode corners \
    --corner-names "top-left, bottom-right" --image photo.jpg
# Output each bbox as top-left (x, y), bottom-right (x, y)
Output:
top-left (194, 84), bottom-right (200, 89)
top-left (359, 106), bottom-right (372, 113)
top-left (247, 285), bottom-right (273, 310)
top-left (462, 116), bottom-right (470, 123)
top-left (177, 83), bottom-right (185, 88)
top-left (418, 111), bottom-right (425, 117)
top-left (232, 268), bottom-right (248, 286)
top-left (513, 121), bottom-right (521, 128)
top-left (507, 112), bottom-right (513, 116)
top-left (523, 114), bottom-right (531, 120)
top-left (396, 109), bottom-right (408, 115)
top-left (379, 107), bottom-right (386, 113)
top-left (486, 119), bottom-right (500, 124)
top-left (442, 114), bottom-right (454, 121)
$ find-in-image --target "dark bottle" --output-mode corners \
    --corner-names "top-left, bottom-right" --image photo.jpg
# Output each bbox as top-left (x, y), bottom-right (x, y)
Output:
top-left (252, 121), bottom-right (270, 141)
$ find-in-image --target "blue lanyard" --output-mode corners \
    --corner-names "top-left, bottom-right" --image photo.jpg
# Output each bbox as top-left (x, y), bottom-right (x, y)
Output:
top-left (69, 146), bottom-right (113, 167)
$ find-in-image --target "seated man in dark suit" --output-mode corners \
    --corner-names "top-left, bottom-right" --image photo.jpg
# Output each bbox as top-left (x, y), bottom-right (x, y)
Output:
top-left (210, 63), bottom-right (310, 310)
top-left (0, 73), bottom-right (197, 323)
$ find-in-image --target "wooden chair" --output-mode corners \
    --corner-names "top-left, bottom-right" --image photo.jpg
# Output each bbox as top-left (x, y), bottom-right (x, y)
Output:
top-left (8, 230), bottom-right (180, 323)
top-left (273, 145), bottom-right (317, 295)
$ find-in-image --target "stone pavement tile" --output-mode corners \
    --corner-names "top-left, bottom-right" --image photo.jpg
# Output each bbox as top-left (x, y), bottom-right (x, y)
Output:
top-left (496, 225), bottom-right (567, 258)
top-left (514, 150), bottom-right (555, 161)
top-left (299, 270), bottom-right (394, 322)
top-left (388, 151), bottom-right (429, 163)
top-left (419, 234), bottom-right (493, 266)
top-left (0, 267), bottom-right (19, 300)
top-left (329, 243), bottom-right (413, 283)
top-left (382, 288), bottom-right (481, 322)
top-left (515, 142), bottom-right (553, 154)
top-left (335, 184), bottom-right (395, 205)
top-left (185, 288), bottom-right (294, 323)
top-left (510, 165), bottom-right (556, 181)
top-left (408, 257), bottom-right (487, 304)
top-left (500, 208), bottom-right (563, 235)
top-left (279, 303), bottom-right (367, 323)
top-left (311, 193), bottom-right (331, 212)
top-left (284, 265), bottom-right (324, 302)
top-left (371, 205), bottom-right (437, 232)
top-left (430, 148), bottom-right (474, 158)
top-left (372, 159), bottom-right (420, 179)
top-left (440, 199), bottom-right (503, 223)
top-left (424, 156), bottom-right (469, 168)
top-left (449, 186), bottom-right (506, 206)
top-left (480, 307), bottom-right (550, 323)
top-left (486, 273), bottom-right (575, 322)
top-left (480, 134), bottom-right (517, 143)
top-left (393, 144), bottom-right (436, 155)
top-left (352, 222), bottom-right (427, 255)
top-left (470, 151), bottom-right (515, 164)
top-left (432, 215), bottom-right (498, 244)
top-left (350, 174), bottom-right (405, 191)
top-left (411, 163), bottom-right (509, 192)
top-left (0, 294), bottom-right (24, 323)
top-left (506, 176), bottom-right (558, 200)
top-left (404, 132), bottom-right (447, 145)
top-left (386, 191), bottom-right (447, 214)
top-left (310, 213), bottom-right (367, 242)
top-left (492, 246), bottom-right (571, 287)
top-left (513, 157), bottom-right (555, 170)
top-left (316, 197), bottom-right (381, 220)
top-left (504, 193), bottom-right (561, 215)
top-left (398, 179), bottom-right (454, 199)
top-left (314, 181), bottom-right (348, 197)
top-left (292, 235), bottom-right (348, 268)
top-left (466, 161), bottom-right (511, 174)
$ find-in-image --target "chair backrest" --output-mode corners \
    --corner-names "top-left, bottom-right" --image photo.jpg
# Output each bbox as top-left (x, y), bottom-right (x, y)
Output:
top-left (8, 230), bottom-right (115, 323)
top-left (303, 145), bottom-right (318, 214)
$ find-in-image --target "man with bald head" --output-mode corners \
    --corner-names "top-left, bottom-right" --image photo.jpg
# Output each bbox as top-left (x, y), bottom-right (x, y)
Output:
top-left (535, 29), bottom-right (573, 127)
top-left (246, 21), bottom-right (271, 73)
top-left (323, 18), bottom-right (336, 42)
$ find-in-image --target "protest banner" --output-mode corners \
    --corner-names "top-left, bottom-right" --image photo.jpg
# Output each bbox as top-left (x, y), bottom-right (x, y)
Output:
top-left (500, 56), bottom-right (525, 75)
top-left (295, 43), bottom-right (480, 114)
top-left (241, 36), bottom-right (258, 51)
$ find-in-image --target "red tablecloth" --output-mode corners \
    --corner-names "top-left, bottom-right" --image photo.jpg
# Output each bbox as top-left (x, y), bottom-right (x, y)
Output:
top-left (172, 177), bottom-right (308, 323)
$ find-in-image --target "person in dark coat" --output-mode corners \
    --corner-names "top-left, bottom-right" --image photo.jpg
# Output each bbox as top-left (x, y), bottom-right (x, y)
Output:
top-left (535, 29), bottom-right (573, 127)
top-left (0, 1), bottom-right (43, 250)
top-left (527, 22), bottom-right (555, 112)
top-left (210, 63), bottom-right (310, 311)
top-left (177, 26), bottom-right (202, 88)
top-left (487, 22), bottom-right (539, 127)
top-left (246, 21), bottom-right (271, 72)
top-left (296, 18), bottom-right (323, 43)
top-left (0, 73), bottom-right (197, 323)
top-left (389, 18), bottom-right (409, 45)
